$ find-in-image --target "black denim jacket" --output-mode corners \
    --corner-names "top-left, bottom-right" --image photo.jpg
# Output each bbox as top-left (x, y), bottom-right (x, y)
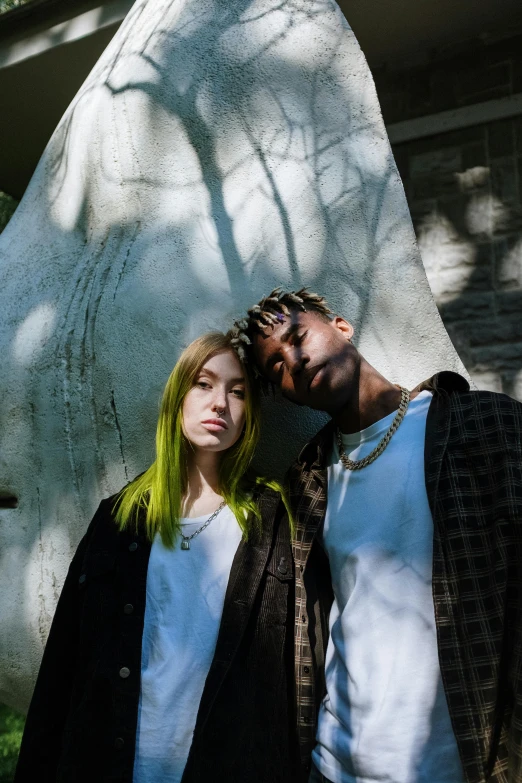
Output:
top-left (15, 487), bottom-right (298, 783)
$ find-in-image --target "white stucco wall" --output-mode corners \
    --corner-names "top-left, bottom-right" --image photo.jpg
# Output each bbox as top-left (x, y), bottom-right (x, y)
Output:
top-left (0, 0), bottom-right (466, 711)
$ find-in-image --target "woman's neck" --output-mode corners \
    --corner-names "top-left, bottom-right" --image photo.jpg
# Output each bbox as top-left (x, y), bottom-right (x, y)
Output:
top-left (182, 449), bottom-right (224, 518)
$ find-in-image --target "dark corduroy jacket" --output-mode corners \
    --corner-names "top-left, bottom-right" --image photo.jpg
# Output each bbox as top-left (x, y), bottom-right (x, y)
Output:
top-left (14, 487), bottom-right (298, 783)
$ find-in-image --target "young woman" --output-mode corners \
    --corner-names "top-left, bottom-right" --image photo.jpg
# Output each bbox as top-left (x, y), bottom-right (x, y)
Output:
top-left (15, 332), bottom-right (297, 783)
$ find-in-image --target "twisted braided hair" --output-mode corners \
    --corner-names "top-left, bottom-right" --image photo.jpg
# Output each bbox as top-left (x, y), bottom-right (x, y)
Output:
top-left (229, 287), bottom-right (333, 374)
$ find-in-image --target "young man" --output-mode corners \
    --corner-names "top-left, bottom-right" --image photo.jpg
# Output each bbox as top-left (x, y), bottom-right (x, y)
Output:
top-left (231, 289), bottom-right (522, 783)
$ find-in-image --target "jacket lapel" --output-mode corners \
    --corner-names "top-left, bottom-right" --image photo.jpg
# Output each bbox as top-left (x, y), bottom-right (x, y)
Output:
top-left (291, 419), bottom-right (333, 556)
top-left (413, 370), bottom-right (469, 518)
top-left (192, 490), bottom-right (280, 733)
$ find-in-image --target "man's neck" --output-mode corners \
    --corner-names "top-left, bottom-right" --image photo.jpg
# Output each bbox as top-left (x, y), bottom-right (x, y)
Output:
top-left (334, 359), bottom-right (404, 435)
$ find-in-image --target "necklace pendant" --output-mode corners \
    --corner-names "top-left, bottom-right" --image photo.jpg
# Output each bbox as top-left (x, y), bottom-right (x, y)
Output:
top-left (181, 539), bottom-right (190, 551)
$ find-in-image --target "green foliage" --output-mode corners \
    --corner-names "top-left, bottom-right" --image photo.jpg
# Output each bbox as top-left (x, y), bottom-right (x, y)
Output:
top-left (0, 192), bottom-right (18, 234)
top-left (0, 0), bottom-right (31, 14)
top-left (0, 705), bottom-right (24, 782)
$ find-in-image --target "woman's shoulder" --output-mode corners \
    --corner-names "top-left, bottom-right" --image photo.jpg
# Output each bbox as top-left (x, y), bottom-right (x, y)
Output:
top-left (93, 491), bottom-right (124, 522)
top-left (82, 489), bottom-right (132, 547)
top-left (249, 482), bottom-right (289, 533)
top-left (247, 480), bottom-right (282, 508)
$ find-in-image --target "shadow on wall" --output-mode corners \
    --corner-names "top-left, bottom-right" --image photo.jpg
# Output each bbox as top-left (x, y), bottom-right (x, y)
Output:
top-left (63, 0), bottom-right (389, 310)
top-left (393, 118), bottom-right (522, 401)
top-left (7, 0), bottom-right (403, 487)
top-left (1, 0), bottom-right (416, 711)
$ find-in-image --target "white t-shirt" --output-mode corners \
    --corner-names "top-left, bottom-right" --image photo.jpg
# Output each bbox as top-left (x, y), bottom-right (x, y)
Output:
top-left (312, 391), bottom-right (464, 783)
top-left (133, 505), bottom-right (242, 783)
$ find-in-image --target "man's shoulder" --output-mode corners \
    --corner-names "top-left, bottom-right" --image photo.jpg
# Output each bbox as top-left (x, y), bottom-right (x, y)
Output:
top-left (447, 387), bottom-right (522, 418)
top-left (287, 419), bottom-right (335, 485)
top-left (437, 388), bottom-right (522, 455)
top-left (418, 370), bottom-right (521, 427)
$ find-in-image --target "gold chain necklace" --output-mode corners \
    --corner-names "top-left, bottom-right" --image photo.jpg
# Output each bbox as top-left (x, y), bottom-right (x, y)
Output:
top-left (336, 386), bottom-right (411, 471)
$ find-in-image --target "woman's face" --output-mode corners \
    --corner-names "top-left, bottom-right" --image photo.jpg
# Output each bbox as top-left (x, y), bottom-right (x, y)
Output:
top-left (182, 349), bottom-right (247, 454)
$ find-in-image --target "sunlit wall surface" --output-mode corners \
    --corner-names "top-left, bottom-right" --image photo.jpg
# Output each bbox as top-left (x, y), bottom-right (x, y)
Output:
top-left (0, 0), bottom-right (465, 712)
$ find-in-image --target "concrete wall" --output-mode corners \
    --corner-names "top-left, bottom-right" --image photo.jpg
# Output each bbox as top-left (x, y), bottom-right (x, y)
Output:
top-left (0, 0), bottom-right (465, 711)
top-left (374, 33), bottom-right (522, 399)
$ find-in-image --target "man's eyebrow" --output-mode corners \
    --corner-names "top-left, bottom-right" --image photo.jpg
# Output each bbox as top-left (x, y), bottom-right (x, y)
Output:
top-left (264, 323), bottom-right (301, 374)
top-left (279, 323), bottom-right (300, 344)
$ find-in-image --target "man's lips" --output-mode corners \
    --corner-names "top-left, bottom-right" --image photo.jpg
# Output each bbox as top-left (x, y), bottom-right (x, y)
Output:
top-left (304, 364), bottom-right (325, 391)
top-left (201, 419), bottom-right (228, 431)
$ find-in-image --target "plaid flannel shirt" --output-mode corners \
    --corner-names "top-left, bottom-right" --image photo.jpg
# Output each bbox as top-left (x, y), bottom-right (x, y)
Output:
top-left (288, 372), bottom-right (522, 783)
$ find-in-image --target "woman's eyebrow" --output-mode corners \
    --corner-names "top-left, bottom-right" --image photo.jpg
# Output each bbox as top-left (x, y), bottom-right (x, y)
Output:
top-left (198, 369), bottom-right (245, 385)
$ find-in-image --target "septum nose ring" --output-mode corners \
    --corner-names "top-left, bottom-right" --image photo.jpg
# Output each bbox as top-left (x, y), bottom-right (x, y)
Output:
top-left (215, 407), bottom-right (225, 416)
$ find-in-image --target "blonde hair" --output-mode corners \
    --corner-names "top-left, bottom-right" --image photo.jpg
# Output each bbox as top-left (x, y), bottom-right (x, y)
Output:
top-left (113, 332), bottom-right (288, 547)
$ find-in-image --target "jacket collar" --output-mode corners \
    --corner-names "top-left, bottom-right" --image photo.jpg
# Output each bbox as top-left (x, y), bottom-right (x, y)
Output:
top-left (411, 370), bottom-right (469, 397)
top-left (296, 371), bottom-right (470, 472)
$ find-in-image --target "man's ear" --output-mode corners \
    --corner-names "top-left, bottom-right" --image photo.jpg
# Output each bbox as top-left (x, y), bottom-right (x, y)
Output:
top-left (331, 316), bottom-right (354, 341)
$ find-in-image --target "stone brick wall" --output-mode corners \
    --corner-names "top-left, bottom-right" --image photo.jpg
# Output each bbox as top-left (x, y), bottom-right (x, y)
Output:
top-left (374, 33), bottom-right (522, 400)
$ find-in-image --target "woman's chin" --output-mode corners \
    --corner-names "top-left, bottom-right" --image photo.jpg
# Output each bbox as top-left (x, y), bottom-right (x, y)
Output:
top-left (189, 435), bottom-right (232, 454)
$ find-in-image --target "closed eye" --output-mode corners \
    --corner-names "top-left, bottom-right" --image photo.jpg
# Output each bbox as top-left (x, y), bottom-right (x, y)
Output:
top-left (292, 330), bottom-right (307, 345)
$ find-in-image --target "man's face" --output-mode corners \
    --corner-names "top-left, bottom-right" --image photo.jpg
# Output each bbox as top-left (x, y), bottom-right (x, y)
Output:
top-left (252, 309), bottom-right (359, 413)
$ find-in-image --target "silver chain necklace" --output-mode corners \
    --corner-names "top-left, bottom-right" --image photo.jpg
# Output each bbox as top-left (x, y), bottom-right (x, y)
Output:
top-left (180, 500), bottom-right (227, 550)
top-left (336, 386), bottom-right (410, 471)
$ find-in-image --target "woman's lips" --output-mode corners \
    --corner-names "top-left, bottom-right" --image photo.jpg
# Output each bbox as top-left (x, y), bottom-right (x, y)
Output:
top-left (201, 419), bottom-right (228, 431)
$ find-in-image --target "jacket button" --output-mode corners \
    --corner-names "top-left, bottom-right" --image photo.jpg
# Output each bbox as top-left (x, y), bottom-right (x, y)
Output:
top-left (78, 574), bottom-right (87, 585)
top-left (128, 542), bottom-right (138, 552)
top-left (119, 667), bottom-right (131, 679)
top-left (114, 737), bottom-right (125, 750)
top-left (303, 666), bottom-right (310, 674)
top-left (277, 557), bottom-right (288, 575)
top-left (301, 615), bottom-right (306, 623)
top-left (123, 604), bottom-right (134, 615)
top-left (303, 716), bottom-right (311, 724)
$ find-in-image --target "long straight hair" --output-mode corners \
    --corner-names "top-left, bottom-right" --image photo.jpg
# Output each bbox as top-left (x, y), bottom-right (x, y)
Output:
top-left (114, 332), bottom-right (285, 548)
